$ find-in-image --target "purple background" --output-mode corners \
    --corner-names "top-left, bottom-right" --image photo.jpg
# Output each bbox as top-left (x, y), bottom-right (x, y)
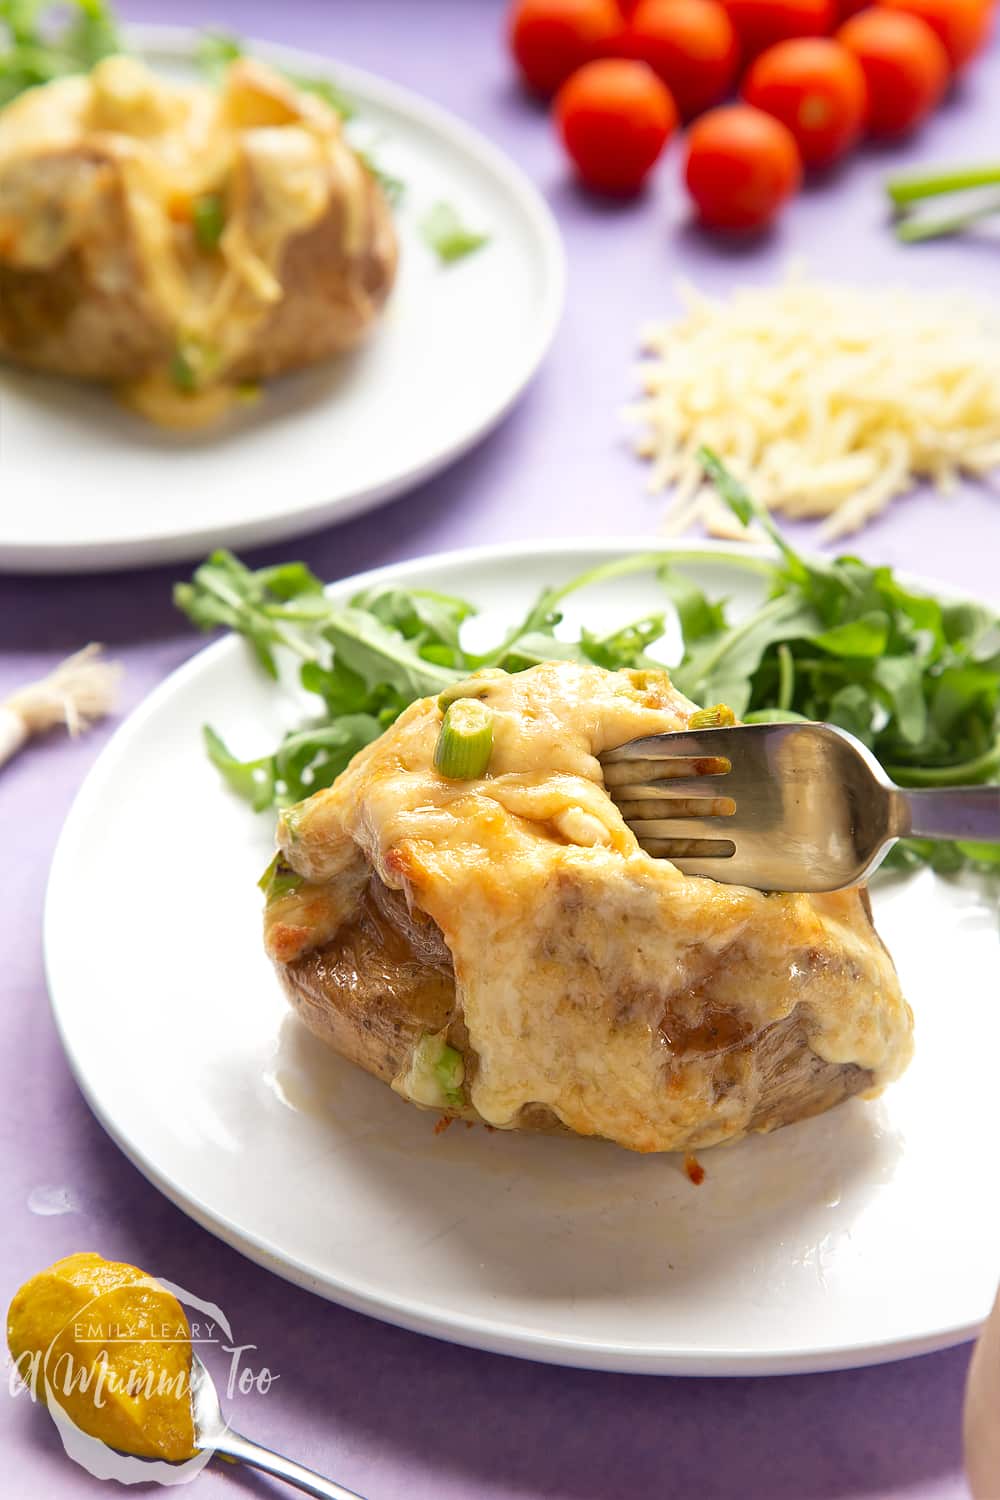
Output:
top-left (2, 1), bottom-right (999, 1495)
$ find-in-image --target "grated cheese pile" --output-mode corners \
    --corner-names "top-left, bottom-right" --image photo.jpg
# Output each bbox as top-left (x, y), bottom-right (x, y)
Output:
top-left (632, 273), bottom-right (1000, 540)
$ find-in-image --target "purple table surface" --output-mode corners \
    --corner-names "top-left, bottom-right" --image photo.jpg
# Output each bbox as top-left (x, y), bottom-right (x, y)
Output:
top-left (2, 1), bottom-right (1000, 1496)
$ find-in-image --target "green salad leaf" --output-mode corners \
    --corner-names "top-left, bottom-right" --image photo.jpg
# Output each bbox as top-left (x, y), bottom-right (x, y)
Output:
top-left (176, 461), bottom-right (1000, 875)
top-left (0, 0), bottom-right (119, 106)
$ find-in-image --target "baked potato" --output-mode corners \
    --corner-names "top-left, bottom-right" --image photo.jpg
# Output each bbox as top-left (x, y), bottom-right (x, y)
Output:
top-left (263, 661), bottom-right (913, 1155)
top-left (0, 54), bottom-right (397, 426)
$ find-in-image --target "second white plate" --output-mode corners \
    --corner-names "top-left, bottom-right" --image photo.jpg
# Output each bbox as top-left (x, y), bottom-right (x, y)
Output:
top-left (0, 28), bottom-right (564, 573)
top-left (44, 540), bottom-right (1000, 1375)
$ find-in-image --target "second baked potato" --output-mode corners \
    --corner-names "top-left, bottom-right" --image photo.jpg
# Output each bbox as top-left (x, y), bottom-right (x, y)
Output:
top-left (0, 54), bottom-right (398, 426)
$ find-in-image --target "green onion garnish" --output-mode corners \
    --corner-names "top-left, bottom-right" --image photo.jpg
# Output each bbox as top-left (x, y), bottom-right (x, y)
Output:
top-left (169, 337), bottom-right (221, 393)
top-left (169, 347), bottom-right (198, 393)
top-left (689, 703), bottom-right (735, 731)
top-left (257, 853), bottom-right (303, 902)
top-left (434, 700), bottom-right (493, 780)
top-left (193, 192), bottom-right (226, 250)
top-left (419, 201), bottom-right (489, 265)
top-left (408, 1033), bottom-right (465, 1109)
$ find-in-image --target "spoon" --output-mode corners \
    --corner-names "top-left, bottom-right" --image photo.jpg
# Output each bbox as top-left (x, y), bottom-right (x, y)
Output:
top-left (191, 1352), bottom-right (366, 1499)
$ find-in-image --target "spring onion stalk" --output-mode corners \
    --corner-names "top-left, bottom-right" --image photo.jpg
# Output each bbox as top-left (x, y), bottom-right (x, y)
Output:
top-left (887, 164), bottom-right (1000, 207)
top-left (434, 700), bottom-right (493, 779)
top-left (887, 164), bottom-right (1000, 244)
top-left (689, 704), bottom-right (736, 731)
top-left (895, 193), bottom-right (1000, 244)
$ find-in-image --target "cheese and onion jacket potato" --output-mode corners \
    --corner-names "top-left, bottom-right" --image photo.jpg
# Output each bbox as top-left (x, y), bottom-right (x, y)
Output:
top-left (0, 54), bottom-right (397, 426)
top-left (263, 662), bottom-right (913, 1155)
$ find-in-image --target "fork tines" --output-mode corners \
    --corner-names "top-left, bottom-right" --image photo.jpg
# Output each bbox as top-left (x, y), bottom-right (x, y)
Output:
top-left (601, 732), bottom-right (737, 861)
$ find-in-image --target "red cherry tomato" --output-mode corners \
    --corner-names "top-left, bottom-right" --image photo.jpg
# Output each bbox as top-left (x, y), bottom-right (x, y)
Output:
top-left (876, 0), bottom-right (990, 70)
top-left (723, 0), bottom-right (835, 60)
top-left (743, 37), bottom-right (867, 166)
top-left (835, 0), bottom-right (870, 17)
top-left (838, 7), bottom-right (949, 132)
top-left (627, 0), bottom-right (740, 118)
top-left (555, 58), bottom-right (678, 192)
top-left (683, 103), bottom-right (802, 229)
top-left (507, 0), bottom-right (626, 96)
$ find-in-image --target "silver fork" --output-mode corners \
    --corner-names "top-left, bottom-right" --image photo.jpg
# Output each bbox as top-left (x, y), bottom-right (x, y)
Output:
top-left (601, 721), bottom-right (1000, 892)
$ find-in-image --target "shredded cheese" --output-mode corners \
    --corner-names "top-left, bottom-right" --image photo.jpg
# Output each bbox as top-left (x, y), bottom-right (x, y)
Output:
top-left (631, 271), bottom-right (1000, 540)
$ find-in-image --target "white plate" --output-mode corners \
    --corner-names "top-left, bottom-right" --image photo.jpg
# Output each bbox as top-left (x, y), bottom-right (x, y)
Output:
top-left (45, 540), bottom-right (1000, 1375)
top-left (0, 28), bottom-right (564, 573)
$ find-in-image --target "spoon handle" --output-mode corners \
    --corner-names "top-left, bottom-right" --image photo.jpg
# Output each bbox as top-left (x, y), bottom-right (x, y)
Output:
top-left (211, 1426), bottom-right (367, 1500)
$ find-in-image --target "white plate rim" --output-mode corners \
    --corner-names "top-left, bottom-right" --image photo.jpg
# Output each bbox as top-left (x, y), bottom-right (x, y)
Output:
top-left (0, 26), bottom-right (566, 574)
top-left (43, 535), bottom-right (995, 1376)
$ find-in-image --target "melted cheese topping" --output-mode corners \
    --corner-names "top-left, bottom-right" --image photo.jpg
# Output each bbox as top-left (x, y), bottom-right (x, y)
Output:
top-left (269, 663), bottom-right (913, 1152)
top-left (0, 56), bottom-right (371, 425)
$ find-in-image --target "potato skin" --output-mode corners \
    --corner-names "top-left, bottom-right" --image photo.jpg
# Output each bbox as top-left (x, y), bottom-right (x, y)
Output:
top-left (227, 168), bottom-right (397, 381)
top-left (0, 149), bottom-right (175, 379)
top-left (279, 878), bottom-right (457, 1088)
top-left (277, 871), bottom-right (875, 1141)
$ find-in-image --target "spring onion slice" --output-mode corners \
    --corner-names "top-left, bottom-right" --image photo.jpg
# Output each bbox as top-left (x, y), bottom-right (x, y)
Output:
top-left (257, 853), bottom-right (303, 902)
top-left (434, 700), bottom-right (493, 779)
top-left (688, 703), bottom-right (735, 731)
top-left (193, 192), bottom-right (226, 250)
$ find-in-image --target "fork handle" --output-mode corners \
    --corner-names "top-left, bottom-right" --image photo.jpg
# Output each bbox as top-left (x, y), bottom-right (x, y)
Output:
top-left (898, 785), bottom-right (1000, 844)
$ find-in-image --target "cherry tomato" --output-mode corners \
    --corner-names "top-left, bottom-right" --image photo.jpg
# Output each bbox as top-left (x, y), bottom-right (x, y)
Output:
top-left (742, 38), bottom-right (867, 166)
top-left (835, 0), bottom-right (870, 17)
top-left (876, 0), bottom-right (991, 69)
top-left (627, 0), bottom-right (740, 118)
top-left (555, 58), bottom-right (678, 192)
top-left (722, 0), bottom-right (835, 61)
top-left (838, 7), bottom-right (948, 132)
top-left (683, 103), bottom-right (802, 229)
top-left (507, 0), bottom-right (626, 96)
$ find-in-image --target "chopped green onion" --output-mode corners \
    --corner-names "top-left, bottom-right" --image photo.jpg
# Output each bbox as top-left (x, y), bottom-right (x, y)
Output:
top-left (420, 201), bottom-right (489, 265)
top-left (280, 804), bottom-right (305, 843)
top-left (434, 700), bottom-right (493, 779)
top-left (169, 338), bottom-right (221, 393)
top-left (169, 348), bottom-right (198, 393)
top-left (437, 670), bottom-right (506, 712)
top-left (689, 703), bottom-right (736, 731)
top-left (257, 853), bottom-right (303, 902)
top-left (353, 147), bottom-right (405, 204)
top-left (193, 192), bottom-right (226, 250)
top-left (405, 1033), bottom-right (465, 1110)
